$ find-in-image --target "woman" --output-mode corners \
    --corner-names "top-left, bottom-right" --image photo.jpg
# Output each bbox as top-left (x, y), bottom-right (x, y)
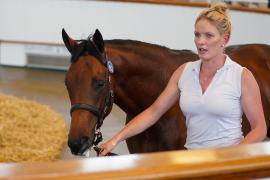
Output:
top-left (98, 3), bottom-right (266, 155)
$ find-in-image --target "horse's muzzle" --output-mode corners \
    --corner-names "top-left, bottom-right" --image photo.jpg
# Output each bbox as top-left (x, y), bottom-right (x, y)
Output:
top-left (68, 136), bottom-right (92, 156)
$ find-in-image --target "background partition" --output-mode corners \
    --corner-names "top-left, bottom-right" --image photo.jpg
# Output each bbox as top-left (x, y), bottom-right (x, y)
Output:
top-left (0, 0), bottom-right (269, 68)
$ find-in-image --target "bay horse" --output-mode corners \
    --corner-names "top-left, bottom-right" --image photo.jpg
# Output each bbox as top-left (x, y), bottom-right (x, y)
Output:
top-left (63, 29), bottom-right (270, 155)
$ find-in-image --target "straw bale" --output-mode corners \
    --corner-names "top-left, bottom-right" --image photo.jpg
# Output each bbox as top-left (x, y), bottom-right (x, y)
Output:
top-left (0, 94), bottom-right (67, 162)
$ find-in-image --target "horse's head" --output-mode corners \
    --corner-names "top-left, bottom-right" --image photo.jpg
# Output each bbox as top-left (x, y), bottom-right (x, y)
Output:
top-left (62, 29), bottom-right (114, 155)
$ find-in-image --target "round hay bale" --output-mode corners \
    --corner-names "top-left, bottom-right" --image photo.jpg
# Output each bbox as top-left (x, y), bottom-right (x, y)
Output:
top-left (0, 94), bottom-right (67, 162)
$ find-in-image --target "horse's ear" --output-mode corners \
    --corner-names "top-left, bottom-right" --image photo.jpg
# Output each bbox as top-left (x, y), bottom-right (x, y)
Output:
top-left (92, 29), bottom-right (104, 53)
top-left (62, 28), bottom-right (77, 53)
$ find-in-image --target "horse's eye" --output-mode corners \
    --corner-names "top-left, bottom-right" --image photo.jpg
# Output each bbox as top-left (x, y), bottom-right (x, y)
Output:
top-left (93, 79), bottom-right (106, 90)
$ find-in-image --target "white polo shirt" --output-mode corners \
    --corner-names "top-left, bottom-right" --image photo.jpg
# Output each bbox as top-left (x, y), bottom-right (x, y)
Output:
top-left (179, 56), bottom-right (244, 150)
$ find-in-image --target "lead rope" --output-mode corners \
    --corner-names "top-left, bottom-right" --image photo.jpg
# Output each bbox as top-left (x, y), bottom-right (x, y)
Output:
top-left (93, 146), bottom-right (118, 156)
top-left (93, 130), bottom-right (103, 146)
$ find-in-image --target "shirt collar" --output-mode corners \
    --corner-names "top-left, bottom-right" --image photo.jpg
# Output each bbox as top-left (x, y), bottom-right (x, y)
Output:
top-left (192, 54), bottom-right (233, 73)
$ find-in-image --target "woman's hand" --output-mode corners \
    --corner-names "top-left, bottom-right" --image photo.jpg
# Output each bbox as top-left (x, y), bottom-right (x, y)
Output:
top-left (97, 138), bottom-right (117, 156)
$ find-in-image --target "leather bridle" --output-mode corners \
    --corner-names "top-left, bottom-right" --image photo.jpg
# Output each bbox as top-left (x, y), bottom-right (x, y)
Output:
top-left (69, 38), bottom-right (114, 146)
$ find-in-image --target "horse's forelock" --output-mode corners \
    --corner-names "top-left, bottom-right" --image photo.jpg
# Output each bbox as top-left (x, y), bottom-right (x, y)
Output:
top-left (70, 40), bottom-right (103, 64)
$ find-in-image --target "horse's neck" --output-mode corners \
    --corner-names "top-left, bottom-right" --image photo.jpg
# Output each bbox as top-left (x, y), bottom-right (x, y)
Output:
top-left (105, 40), bottom-right (196, 116)
top-left (106, 42), bottom-right (165, 115)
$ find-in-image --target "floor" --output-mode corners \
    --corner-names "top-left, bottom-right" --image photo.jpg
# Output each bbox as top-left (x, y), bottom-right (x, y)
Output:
top-left (0, 66), bottom-right (129, 160)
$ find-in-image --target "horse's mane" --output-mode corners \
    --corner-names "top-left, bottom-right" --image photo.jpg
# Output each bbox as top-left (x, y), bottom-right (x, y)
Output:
top-left (105, 39), bottom-right (195, 54)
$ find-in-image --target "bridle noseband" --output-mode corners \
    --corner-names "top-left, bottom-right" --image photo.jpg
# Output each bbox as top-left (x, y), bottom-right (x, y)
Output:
top-left (69, 38), bottom-right (114, 146)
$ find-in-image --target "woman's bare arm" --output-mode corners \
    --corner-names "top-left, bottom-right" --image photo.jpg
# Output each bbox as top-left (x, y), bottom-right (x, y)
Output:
top-left (240, 68), bottom-right (267, 144)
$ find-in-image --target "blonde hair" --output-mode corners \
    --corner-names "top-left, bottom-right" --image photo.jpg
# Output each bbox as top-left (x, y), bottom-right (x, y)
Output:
top-left (195, 3), bottom-right (231, 35)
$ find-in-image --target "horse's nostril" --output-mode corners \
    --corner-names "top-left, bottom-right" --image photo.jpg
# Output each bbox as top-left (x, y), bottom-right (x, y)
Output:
top-left (68, 137), bottom-right (91, 155)
top-left (67, 139), bottom-right (80, 154)
top-left (80, 136), bottom-right (90, 145)
top-left (68, 139), bottom-right (77, 149)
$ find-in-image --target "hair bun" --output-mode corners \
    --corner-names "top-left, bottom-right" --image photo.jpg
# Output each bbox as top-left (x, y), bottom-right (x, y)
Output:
top-left (210, 3), bottom-right (228, 15)
top-left (195, 2), bottom-right (231, 35)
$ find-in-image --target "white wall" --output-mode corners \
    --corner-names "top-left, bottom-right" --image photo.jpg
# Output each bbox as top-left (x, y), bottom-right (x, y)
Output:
top-left (0, 42), bottom-right (26, 66)
top-left (0, 0), bottom-right (269, 66)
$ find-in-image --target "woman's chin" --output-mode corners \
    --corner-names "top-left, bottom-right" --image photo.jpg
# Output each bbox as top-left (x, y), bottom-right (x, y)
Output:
top-left (198, 53), bottom-right (208, 60)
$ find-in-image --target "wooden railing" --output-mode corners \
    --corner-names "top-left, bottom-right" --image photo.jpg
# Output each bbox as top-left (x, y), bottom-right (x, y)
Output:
top-left (99, 0), bottom-right (270, 14)
top-left (1, 141), bottom-right (270, 179)
top-left (0, 39), bottom-right (63, 47)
